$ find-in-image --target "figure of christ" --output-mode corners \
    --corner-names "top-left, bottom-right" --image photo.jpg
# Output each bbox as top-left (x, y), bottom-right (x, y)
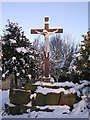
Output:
top-left (35, 29), bottom-right (59, 57)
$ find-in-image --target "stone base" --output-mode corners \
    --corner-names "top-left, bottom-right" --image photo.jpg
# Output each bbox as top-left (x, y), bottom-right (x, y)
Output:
top-left (39, 77), bottom-right (50, 82)
top-left (5, 102), bottom-right (29, 115)
top-left (9, 89), bottom-right (31, 104)
top-left (4, 102), bottom-right (54, 115)
top-left (32, 92), bottom-right (77, 106)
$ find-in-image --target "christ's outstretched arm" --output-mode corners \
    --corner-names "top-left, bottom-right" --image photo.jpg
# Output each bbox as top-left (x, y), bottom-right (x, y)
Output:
top-left (35, 30), bottom-right (43, 35)
top-left (49, 29), bottom-right (59, 35)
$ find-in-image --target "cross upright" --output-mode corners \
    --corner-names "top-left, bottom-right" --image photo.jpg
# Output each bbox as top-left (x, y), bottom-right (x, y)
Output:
top-left (31, 16), bottom-right (63, 78)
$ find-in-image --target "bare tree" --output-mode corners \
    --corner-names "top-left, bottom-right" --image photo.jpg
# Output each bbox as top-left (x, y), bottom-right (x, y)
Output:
top-left (49, 34), bottom-right (77, 80)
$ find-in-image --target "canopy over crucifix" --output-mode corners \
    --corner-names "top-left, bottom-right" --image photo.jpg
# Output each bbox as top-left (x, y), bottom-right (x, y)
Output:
top-left (31, 16), bottom-right (63, 77)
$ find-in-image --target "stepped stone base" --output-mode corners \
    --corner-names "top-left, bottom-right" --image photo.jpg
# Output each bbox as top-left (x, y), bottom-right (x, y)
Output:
top-left (8, 82), bottom-right (80, 115)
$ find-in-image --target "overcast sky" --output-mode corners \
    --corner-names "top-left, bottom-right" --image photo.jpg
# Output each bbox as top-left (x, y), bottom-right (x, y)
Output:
top-left (1, 2), bottom-right (88, 44)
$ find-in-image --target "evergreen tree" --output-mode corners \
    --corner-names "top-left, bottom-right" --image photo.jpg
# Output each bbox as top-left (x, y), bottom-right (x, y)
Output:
top-left (2, 20), bottom-right (38, 87)
top-left (74, 30), bottom-right (90, 80)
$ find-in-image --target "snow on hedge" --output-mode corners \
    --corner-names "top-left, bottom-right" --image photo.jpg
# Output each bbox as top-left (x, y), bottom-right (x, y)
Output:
top-left (16, 47), bottom-right (28, 53)
top-left (9, 39), bottom-right (16, 44)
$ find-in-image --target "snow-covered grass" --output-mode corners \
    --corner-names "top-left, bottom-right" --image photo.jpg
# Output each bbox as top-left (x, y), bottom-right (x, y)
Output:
top-left (2, 99), bottom-right (89, 118)
top-left (1, 90), bottom-right (9, 109)
top-left (0, 90), bottom-right (9, 119)
top-left (1, 80), bottom-right (90, 118)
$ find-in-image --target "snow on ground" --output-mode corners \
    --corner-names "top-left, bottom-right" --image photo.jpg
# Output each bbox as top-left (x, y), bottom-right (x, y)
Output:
top-left (0, 90), bottom-right (9, 110)
top-left (1, 80), bottom-right (90, 118)
top-left (3, 100), bottom-right (89, 118)
top-left (0, 90), bottom-right (9, 119)
top-left (71, 98), bottom-right (89, 118)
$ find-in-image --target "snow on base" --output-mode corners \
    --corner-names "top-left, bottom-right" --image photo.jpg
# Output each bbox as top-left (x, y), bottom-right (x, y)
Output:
top-left (35, 85), bottom-right (82, 96)
top-left (34, 80), bottom-right (90, 97)
top-left (33, 81), bottom-right (77, 87)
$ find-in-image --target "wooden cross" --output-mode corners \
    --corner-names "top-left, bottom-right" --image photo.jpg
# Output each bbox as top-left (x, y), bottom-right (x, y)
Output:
top-left (31, 17), bottom-right (63, 77)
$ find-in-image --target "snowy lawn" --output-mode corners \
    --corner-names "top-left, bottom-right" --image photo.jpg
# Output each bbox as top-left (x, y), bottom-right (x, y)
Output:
top-left (2, 99), bottom-right (89, 118)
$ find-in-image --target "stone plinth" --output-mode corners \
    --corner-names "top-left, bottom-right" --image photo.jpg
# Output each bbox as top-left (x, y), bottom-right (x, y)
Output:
top-left (9, 89), bottom-right (31, 104)
top-left (32, 92), bottom-right (77, 106)
top-left (5, 103), bottom-right (29, 115)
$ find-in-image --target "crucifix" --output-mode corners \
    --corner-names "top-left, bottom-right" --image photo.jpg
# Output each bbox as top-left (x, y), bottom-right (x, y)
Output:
top-left (31, 17), bottom-right (63, 77)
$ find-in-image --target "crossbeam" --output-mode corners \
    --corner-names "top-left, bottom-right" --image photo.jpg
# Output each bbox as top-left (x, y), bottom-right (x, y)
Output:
top-left (31, 28), bottom-right (63, 34)
top-left (31, 17), bottom-right (63, 34)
